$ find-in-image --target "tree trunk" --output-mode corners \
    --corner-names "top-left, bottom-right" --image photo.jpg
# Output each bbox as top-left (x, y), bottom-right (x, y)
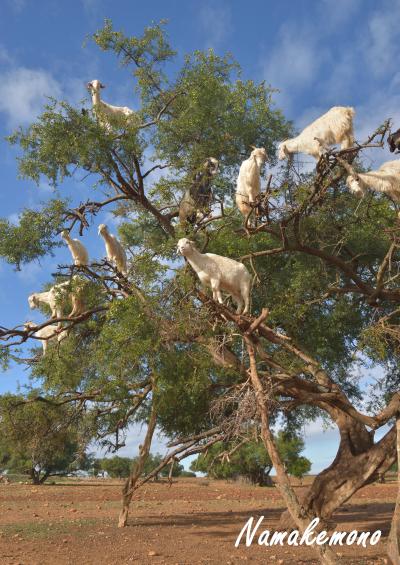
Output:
top-left (278, 417), bottom-right (396, 529)
top-left (39, 471), bottom-right (50, 484)
top-left (245, 335), bottom-right (338, 565)
top-left (29, 468), bottom-right (40, 485)
top-left (387, 416), bottom-right (400, 565)
top-left (305, 419), bottom-right (395, 517)
top-left (263, 466), bottom-right (274, 487)
top-left (118, 405), bottom-right (157, 528)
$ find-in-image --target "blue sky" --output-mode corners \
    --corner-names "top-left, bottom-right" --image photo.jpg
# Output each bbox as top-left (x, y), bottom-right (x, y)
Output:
top-left (1, 0), bottom-right (399, 470)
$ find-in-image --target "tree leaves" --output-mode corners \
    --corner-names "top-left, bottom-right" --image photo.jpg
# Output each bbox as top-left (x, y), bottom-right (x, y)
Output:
top-left (0, 199), bottom-right (66, 268)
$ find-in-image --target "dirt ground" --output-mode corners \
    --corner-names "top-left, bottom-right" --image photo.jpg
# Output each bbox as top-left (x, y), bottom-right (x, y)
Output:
top-left (0, 476), bottom-right (397, 565)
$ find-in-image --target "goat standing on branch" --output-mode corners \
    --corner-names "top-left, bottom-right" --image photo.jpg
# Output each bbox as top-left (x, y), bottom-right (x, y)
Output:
top-left (177, 238), bottom-right (251, 314)
top-left (28, 276), bottom-right (87, 321)
top-left (346, 160), bottom-right (400, 203)
top-left (23, 322), bottom-right (64, 355)
top-left (236, 147), bottom-right (267, 221)
top-left (61, 230), bottom-right (89, 266)
top-left (87, 79), bottom-right (135, 129)
top-left (179, 158), bottom-right (219, 225)
top-left (98, 224), bottom-right (127, 275)
top-left (278, 106), bottom-right (355, 160)
top-left (28, 282), bottom-right (69, 320)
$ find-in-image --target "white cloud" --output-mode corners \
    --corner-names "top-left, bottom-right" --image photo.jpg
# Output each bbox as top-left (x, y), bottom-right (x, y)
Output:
top-left (199, 3), bottom-right (233, 50)
top-left (304, 418), bottom-right (335, 437)
top-left (317, 0), bottom-right (362, 29)
top-left (296, 105), bottom-right (326, 130)
top-left (0, 67), bottom-right (61, 127)
top-left (265, 29), bottom-right (319, 89)
top-left (354, 90), bottom-right (400, 170)
top-left (63, 76), bottom-right (88, 106)
top-left (94, 424), bottom-right (168, 458)
top-left (7, 0), bottom-right (27, 13)
top-left (0, 45), bottom-right (14, 65)
top-left (321, 52), bottom-right (359, 104)
top-left (302, 419), bottom-right (339, 473)
top-left (262, 0), bottom-right (400, 153)
top-left (364, 4), bottom-right (400, 78)
top-left (263, 25), bottom-right (328, 114)
top-left (38, 181), bottom-right (54, 193)
top-left (7, 212), bottom-right (19, 225)
top-left (81, 0), bottom-right (103, 15)
top-left (93, 424), bottom-right (197, 471)
top-left (101, 211), bottom-right (123, 227)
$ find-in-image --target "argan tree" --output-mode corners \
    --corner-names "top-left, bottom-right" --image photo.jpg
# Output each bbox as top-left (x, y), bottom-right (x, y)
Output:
top-left (0, 393), bottom-right (89, 484)
top-left (0, 20), bottom-right (399, 564)
top-left (191, 434), bottom-right (311, 485)
top-left (100, 456), bottom-right (133, 479)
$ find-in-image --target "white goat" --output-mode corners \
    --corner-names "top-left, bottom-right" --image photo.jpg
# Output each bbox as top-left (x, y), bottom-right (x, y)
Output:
top-left (87, 80), bottom-right (134, 129)
top-left (24, 322), bottom-right (64, 355)
top-left (278, 106), bottom-right (355, 160)
top-left (28, 281), bottom-right (71, 319)
top-left (61, 231), bottom-right (89, 266)
top-left (98, 224), bottom-right (127, 275)
top-left (177, 238), bottom-right (251, 314)
top-left (346, 160), bottom-right (400, 201)
top-left (236, 147), bottom-right (267, 217)
top-left (28, 276), bottom-right (86, 324)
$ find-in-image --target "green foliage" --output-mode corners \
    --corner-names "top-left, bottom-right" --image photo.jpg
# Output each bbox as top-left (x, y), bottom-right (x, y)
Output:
top-left (191, 433), bottom-right (311, 485)
top-left (155, 49), bottom-right (289, 172)
top-left (97, 453), bottom-right (185, 478)
top-left (0, 393), bottom-right (89, 484)
top-left (136, 452), bottom-right (184, 477)
top-left (100, 456), bottom-right (132, 478)
top-left (155, 344), bottom-right (219, 436)
top-left (92, 19), bottom-right (176, 100)
top-left (180, 470), bottom-right (196, 477)
top-left (0, 199), bottom-right (66, 268)
top-left (2, 19), bottom-right (398, 475)
top-left (288, 456), bottom-right (312, 479)
top-left (9, 101), bottom-right (102, 186)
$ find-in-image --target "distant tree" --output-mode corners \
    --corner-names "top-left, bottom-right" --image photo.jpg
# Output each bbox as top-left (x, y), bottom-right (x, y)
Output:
top-left (100, 456), bottom-right (132, 478)
top-left (142, 453), bottom-right (163, 476)
top-left (92, 458), bottom-right (103, 477)
top-left (75, 452), bottom-right (97, 474)
top-left (275, 432), bottom-right (312, 478)
top-left (0, 435), bottom-right (11, 473)
top-left (288, 457), bottom-right (312, 480)
top-left (191, 433), bottom-right (311, 486)
top-left (99, 453), bottom-right (185, 480)
top-left (160, 459), bottom-right (185, 477)
top-left (134, 452), bottom-right (184, 478)
top-left (180, 470), bottom-right (196, 478)
top-left (0, 393), bottom-right (88, 484)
